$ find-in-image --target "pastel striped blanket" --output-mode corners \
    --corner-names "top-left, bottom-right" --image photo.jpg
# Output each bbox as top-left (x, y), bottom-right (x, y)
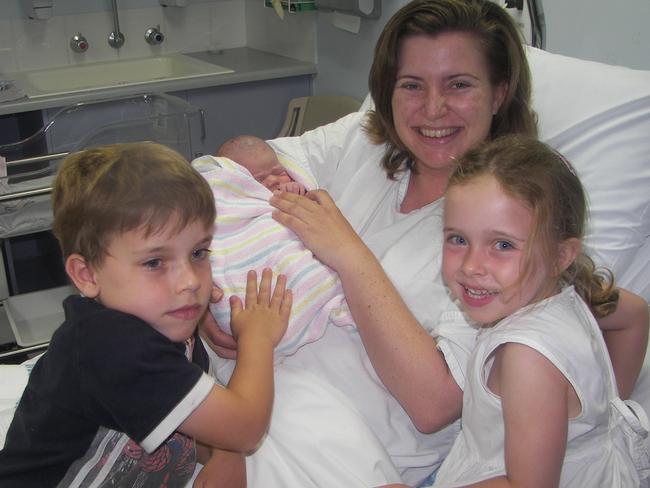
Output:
top-left (192, 155), bottom-right (354, 358)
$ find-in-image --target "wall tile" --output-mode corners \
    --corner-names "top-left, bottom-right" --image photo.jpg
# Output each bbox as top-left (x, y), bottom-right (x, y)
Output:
top-left (161, 3), bottom-right (212, 53)
top-left (246, 0), bottom-right (316, 62)
top-left (210, 0), bottom-right (247, 51)
top-left (116, 7), bottom-right (166, 59)
top-left (12, 16), bottom-right (68, 71)
top-left (0, 20), bottom-right (18, 74)
top-left (63, 11), bottom-right (118, 65)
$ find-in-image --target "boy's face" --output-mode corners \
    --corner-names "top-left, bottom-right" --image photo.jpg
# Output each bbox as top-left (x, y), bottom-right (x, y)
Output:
top-left (90, 217), bottom-right (214, 343)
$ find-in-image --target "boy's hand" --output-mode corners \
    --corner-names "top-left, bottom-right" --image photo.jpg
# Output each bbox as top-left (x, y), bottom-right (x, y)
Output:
top-left (229, 268), bottom-right (291, 347)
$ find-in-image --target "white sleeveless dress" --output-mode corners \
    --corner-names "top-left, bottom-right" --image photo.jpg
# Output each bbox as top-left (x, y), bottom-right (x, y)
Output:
top-left (433, 287), bottom-right (650, 487)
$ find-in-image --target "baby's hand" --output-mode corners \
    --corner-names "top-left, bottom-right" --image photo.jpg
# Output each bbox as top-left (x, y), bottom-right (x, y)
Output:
top-left (229, 268), bottom-right (291, 347)
top-left (276, 181), bottom-right (307, 195)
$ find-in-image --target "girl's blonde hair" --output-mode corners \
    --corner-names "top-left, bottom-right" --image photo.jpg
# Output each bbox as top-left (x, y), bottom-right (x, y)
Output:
top-left (449, 135), bottom-right (618, 317)
top-left (365, 0), bottom-right (537, 179)
top-left (52, 142), bottom-right (216, 266)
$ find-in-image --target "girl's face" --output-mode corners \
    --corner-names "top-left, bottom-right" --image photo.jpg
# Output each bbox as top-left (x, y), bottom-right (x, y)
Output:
top-left (391, 32), bottom-right (507, 176)
top-left (442, 175), bottom-right (558, 326)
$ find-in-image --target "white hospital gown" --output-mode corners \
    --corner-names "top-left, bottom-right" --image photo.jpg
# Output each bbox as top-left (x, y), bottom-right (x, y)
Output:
top-left (433, 287), bottom-right (650, 487)
top-left (206, 110), bottom-right (478, 487)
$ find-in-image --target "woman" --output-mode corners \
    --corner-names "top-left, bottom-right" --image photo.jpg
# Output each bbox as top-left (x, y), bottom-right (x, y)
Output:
top-left (202, 0), bottom-right (647, 485)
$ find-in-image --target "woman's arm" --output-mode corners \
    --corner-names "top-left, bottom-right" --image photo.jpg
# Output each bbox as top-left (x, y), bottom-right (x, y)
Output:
top-left (270, 190), bottom-right (462, 433)
top-left (597, 288), bottom-right (649, 398)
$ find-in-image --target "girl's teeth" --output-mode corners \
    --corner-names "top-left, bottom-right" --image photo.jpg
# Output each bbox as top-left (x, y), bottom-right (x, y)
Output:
top-left (465, 287), bottom-right (495, 298)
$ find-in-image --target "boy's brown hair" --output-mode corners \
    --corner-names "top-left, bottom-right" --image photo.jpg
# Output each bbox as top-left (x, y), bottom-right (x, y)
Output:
top-left (52, 142), bottom-right (216, 266)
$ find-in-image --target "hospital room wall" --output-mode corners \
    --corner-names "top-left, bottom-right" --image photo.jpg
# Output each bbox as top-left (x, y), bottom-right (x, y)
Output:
top-left (313, 0), bottom-right (650, 101)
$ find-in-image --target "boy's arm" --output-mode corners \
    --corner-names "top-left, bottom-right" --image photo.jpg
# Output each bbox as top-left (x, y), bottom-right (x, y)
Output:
top-left (180, 269), bottom-right (291, 452)
top-left (597, 288), bottom-right (649, 398)
top-left (193, 447), bottom-right (246, 488)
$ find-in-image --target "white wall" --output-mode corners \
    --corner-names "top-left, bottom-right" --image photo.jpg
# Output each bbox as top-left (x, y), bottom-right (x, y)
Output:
top-left (0, 1), bottom-right (247, 73)
top-left (312, 0), bottom-right (650, 100)
top-left (543, 0), bottom-right (650, 70)
top-left (0, 0), bottom-right (316, 75)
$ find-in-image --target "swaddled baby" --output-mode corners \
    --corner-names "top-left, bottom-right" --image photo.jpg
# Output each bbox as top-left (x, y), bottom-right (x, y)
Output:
top-left (192, 136), bottom-right (355, 358)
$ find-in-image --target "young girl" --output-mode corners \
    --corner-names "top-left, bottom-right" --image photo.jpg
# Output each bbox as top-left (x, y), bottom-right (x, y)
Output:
top-left (433, 135), bottom-right (650, 487)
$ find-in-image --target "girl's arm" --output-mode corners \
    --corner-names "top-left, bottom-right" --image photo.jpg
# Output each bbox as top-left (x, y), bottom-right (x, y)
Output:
top-left (180, 269), bottom-right (291, 452)
top-left (597, 288), bottom-right (649, 398)
top-left (270, 190), bottom-right (462, 433)
top-left (465, 343), bottom-right (568, 488)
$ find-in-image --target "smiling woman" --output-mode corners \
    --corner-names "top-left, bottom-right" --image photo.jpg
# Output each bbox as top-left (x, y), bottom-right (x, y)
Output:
top-left (201, 0), bottom-right (545, 485)
top-left (390, 32), bottom-right (508, 211)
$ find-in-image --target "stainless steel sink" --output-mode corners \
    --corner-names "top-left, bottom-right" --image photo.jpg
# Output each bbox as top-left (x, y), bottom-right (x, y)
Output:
top-left (11, 53), bottom-right (233, 99)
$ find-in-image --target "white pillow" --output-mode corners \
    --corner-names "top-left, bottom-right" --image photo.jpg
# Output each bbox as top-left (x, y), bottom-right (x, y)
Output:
top-left (526, 47), bottom-right (650, 301)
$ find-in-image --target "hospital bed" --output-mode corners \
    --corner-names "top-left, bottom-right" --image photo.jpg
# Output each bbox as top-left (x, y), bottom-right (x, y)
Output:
top-left (1, 46), bottom-right (649, 484)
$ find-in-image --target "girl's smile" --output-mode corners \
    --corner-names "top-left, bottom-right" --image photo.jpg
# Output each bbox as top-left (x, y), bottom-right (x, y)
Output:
top-left (442, 175), bottom-right (557, 325)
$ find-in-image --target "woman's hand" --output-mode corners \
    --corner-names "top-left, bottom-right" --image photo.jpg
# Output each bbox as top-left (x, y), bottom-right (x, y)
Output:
top-left (270, 189), bottom-right (369, 272)
top-left (199, 284), bottom-right (238, 359)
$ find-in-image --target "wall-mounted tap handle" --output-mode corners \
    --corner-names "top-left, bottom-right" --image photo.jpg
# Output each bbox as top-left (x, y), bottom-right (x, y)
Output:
top-left (145, 26), bottom-right (165, 45)
top-left (70, 33), bottom-right (89, 53)
top-left (108, 0), bottom-right (125, 49)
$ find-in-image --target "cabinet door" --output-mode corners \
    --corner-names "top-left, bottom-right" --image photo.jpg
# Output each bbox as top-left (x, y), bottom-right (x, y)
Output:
top-left (177, 75), bottom-right (312, 157)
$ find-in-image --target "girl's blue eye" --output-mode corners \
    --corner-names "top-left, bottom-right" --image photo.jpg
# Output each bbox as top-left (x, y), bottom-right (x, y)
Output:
top-left (495, 241), bottom-right (513, 251)
top-left (192, 248), bottom-right (211, 261)
top-left (447, 235), bottom-right (466, 246)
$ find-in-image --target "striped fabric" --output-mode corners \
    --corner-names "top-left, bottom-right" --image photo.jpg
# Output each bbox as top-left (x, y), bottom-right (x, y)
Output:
top-left (193, 155), bottom-right (354, 358)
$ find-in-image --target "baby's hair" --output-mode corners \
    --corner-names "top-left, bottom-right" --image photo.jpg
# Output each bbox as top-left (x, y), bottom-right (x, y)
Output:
top-left (52, 142), bottom-right (216, 266)
top-left (448, 135), bottom-right (618, 317)
top-left (216, 135), bottom-right (272, 158)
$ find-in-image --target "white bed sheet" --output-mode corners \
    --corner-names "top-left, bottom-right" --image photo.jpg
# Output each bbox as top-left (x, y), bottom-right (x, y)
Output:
top-left (1, 46), bottom-right (650, 485)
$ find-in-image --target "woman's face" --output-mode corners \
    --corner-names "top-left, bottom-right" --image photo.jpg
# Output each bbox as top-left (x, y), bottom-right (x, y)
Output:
top-left (391, 32), bottom-right (507, 174)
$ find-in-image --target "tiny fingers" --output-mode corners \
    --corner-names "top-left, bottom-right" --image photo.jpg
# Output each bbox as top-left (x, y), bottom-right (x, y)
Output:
top-left (270, 273), bottom-right (287, 308)
top-left (229, 295), bottom-right (243, 316)
top-left (280, 288), bottom-right (293, 322)
top-left (244, 269), bottom-right (258, 304)
top-left (256, 268), bottom-right (273, 304)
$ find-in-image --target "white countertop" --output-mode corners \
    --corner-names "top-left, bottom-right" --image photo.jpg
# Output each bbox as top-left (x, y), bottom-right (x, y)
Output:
top-left (0, 47), bottom-right (316, 116)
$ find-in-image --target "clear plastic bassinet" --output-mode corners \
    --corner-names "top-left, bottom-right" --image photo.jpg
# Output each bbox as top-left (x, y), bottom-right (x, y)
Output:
top-left (0, 93), bottom-right (204, 352)
top-left (0, 92), bottom-right (203, 239)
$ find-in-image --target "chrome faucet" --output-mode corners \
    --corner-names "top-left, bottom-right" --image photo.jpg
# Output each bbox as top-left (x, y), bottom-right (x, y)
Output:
top-left (108, 0), bottom-right (125, 49)
top-left (144, 25), bottom-right (165, 45)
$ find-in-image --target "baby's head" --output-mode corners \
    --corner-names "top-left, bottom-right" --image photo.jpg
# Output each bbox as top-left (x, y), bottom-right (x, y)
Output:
top-left (217, 135), bottom-right (295, 191)
top-left (52, 142), bottom-right (216, 341)
top-left (442, 135), bottom-right (598, 325)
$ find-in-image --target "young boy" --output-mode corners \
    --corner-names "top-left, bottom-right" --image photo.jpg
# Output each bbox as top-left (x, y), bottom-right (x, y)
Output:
top-left (0, 142), bottom-right (291, 487)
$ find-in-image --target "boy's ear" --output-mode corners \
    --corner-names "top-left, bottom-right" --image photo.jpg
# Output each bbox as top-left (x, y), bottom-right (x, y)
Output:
top-left (65, 254), bottom-right (100, 298)
top-left (556, 238), bottom-right (581, 275)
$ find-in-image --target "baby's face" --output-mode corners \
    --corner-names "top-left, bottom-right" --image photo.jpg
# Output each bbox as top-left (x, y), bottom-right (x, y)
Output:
top-left (252, 164), bottom-right (293, 191)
